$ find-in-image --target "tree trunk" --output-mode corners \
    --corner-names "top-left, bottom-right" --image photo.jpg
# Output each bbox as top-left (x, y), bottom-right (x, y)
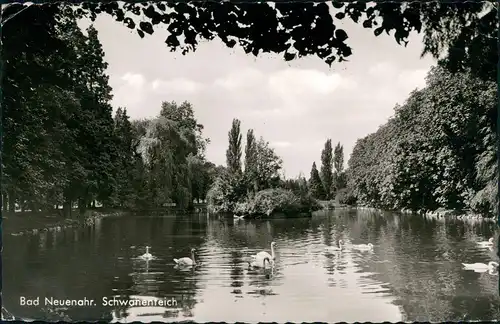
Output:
top-left (63, 196), bottom-right (72, 218)
top-left (2, 193), bottom-right (7, 212)
top-left (8, 190), bottom-right (15, 212)
top-left (78, 197), bottom-right (87, 217)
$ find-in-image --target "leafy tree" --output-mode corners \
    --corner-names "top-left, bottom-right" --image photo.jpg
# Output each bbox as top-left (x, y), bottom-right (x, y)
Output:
top-left (254, 137), bottom-right (283, 191)
top-left (333, 142), bottom-right (346, 192)
top-left (320, 139), bottom-right (334, 199)
top-left (18, 1), bottom-right (490, 83)
top-left (346, 66), bottom-right (496, 215)
top-left (139, 101), bottom-right (208, 210)
top-left (244, 129), bottom-right (258, 193)
top-left (309, 162), bottom-right (325, 200)
top-left (113, 107), bottom-right (137, 208)
top-left (226, 118), bottom-right (243, 176)
top-left (2, 7), bottom-right (118, 216)
top-left (4, 2), bottom-right (495, 82)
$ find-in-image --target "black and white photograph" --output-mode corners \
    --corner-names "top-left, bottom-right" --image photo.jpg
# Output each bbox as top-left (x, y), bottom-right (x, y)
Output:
top-left (2, 1), bottom-right (499, 322)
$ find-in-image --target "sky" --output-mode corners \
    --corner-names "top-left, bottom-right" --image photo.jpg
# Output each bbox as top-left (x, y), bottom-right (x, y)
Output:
top-left (80, 7), bottom-right (437, 178)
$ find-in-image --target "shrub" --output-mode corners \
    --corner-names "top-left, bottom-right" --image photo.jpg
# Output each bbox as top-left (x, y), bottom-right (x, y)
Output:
top-left (336, 189), bottom-right (357, 206)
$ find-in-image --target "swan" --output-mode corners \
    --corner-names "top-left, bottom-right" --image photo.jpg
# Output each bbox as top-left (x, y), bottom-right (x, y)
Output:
top-left (477, 237), bottom-right (494, 247)
top-left (248, 256), bottom-right (272, 269)
top-left (252, 242), bottom-right (276, 261)
top-left (139, 246), bottom-right (153, 260)
top-left (462, 261), bottom-right (499, 273)
top-left (352, 243), bottom-right (374, 251)
top-left (173, 248), bottom-right (197, 266)
top-left (325, 239), bottom-right (344, 252)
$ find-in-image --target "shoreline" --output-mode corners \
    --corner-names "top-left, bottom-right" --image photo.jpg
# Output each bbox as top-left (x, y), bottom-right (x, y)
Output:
top-left (3, 209), bottom-right (125, 237)
top-left (350, 205), bottom-right (497, 222)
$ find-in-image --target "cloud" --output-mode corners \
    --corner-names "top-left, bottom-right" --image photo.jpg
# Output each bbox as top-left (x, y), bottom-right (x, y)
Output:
top-left (398, 69), bottom-right (428, 91)
top-left (151, 78), bottom-right (203, 94)
top-left (368, 62), bottom-right (398, 77)
top-left (121, 72), bottom-right (146, 88)
top-left (213, 68), bottom-right (265, 90)
top-left (268, 68), bottom-right (353, 95)
top-left (110, 72), bottom-right (147, 108)
top-left (270, 141), bottom-right (292, 148)
top-left (369, 62), bottom-right (428, 92)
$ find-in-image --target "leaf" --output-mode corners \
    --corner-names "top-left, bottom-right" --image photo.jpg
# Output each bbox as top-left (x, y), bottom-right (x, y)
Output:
top-left (123, 17), bottom-right (135, 29)
top-left (139, 21), bottom-right (154, 35)
top-left (335, 29), bottom-right (348, 42)
top-left (331, 2), bottom-right (344, 9)
top-left (334, 12), bottom-right (345, 20)
top-left (374, 27), bottom-right (384, 36)
top-left (284, 51), bottom-right (296, 61)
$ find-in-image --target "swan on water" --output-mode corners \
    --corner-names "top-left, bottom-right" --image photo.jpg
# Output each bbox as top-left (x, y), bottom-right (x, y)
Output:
top-left (462, 261), bottom-right (499, 273)
top-left (477, 237), bottom-right (494, 247)
top-left (325, 239), bottom-right (344, 251)
top-left (139, 246), bottom-right (153, 260)
top-left (248, 256), bottom-right (273, 269)
top-left (251, 241), bottom-right (276, 261)
top-left (351, 243), bottom-right (374, 251)
top-left (173, 248), bottom-right (197, 266)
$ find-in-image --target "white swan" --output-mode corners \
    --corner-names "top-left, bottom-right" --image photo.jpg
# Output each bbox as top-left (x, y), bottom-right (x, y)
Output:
top-left (477, 237), bottom-right (494, 247)
top-left (252, 242), bottom-right (276, 261)
top-left (352, 243), bottom-right (374, 251)
top-left (462, 261), bottom-right (499, 273)
top-left (139, 246), bottom-right (153, 260)
top-left (326, 239), bottom-right (344, 252)
top-left (248, 256), bottom-right (272, 269)
top-left (173, 248), bottom-right (197, 266)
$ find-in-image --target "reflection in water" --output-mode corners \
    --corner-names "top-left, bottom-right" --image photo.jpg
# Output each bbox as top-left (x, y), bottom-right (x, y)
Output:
top-left (4, 210), bottom-right (500, 322)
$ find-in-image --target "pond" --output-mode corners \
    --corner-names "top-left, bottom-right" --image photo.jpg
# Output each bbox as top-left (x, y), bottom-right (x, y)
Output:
top-left (3, 209), bottom-right (500, 322)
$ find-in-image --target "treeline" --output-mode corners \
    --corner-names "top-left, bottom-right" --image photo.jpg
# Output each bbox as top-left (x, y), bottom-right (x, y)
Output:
top-left (113, 102), bottom-right (217, 211)
top-left (3, 7), bottom-right (115, 216)
top-left (2, 6), bottom-right (217, 216)
top-left (345, 66), bottom-right (497, 216)
top-left (306, 140), bottom-right (347, 202)
top-left (207, 119), bottom-right (321, 217)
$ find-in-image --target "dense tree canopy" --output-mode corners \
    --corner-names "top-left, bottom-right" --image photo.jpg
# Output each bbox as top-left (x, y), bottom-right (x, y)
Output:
top-left (346, 66), bottom-right (497, 215)
top-left (4, 1), bottom-right (494, 81)
top-left (2, 2), bottom-right (496, 219)
top-left (320, 139), bottom-right (334, 200)
top-left (1, 7), bottom-right (218, 214)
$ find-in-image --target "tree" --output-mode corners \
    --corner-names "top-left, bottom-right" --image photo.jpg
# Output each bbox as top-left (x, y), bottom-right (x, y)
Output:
top-left (309, 162), bottom-right (325, 200)
top-left (141, 101), bottom-right (208, 210)
top-left (4, 2), bottom-right (496, 81)
top-left (346, 66), bottom-right (496, 215)
top-left (19, 1), bottom-right (490, 83)
top-left (1, 7), bottom-right (119, 216)
top-left (320, 139), bottom-right (334, 199)
top-left (333, 142), bottom-right (346, 192)
top-left (254, 137), bottom-right (283, 191)
top-left (113, 107), bottom-right (137, 208)
top-left (244, 129), bottom-right (258, 193)
top-left (226, 118), bottom-right (242, 176)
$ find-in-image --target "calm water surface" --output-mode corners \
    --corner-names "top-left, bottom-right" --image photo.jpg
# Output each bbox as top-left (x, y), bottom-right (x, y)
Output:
top-left (4, 209), bottom-right (500, 322)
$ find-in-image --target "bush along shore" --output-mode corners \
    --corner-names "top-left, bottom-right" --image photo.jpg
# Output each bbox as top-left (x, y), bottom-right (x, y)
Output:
top-left (208, 187), bottom-right (322, 219)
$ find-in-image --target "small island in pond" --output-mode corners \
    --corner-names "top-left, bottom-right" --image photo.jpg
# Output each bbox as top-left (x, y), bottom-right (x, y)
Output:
top-left (206, 119), bottom-right (356, 219)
